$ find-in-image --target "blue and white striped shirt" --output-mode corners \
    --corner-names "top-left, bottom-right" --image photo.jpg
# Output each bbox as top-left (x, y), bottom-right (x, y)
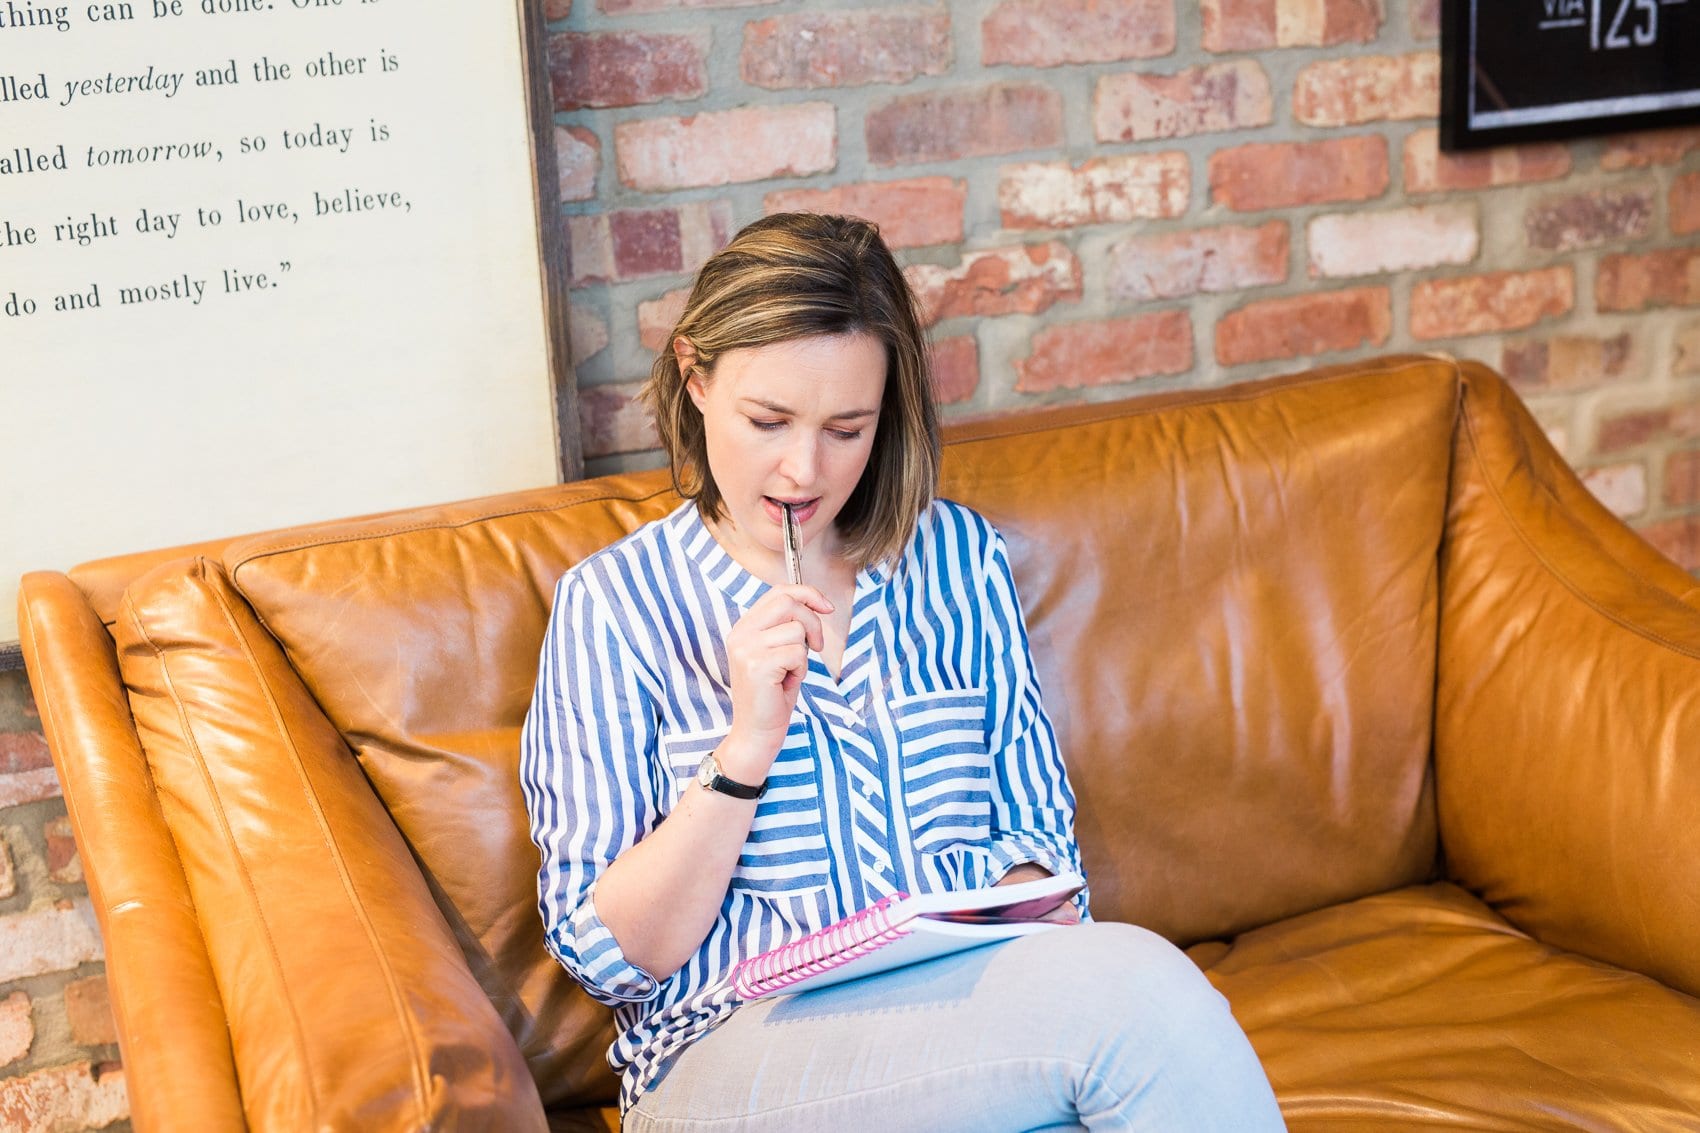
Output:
top-left (520, 499), bottom-right (1086, 1112)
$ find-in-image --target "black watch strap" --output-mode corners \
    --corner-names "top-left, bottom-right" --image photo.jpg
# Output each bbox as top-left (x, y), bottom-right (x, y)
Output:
top-left (697, 753), bottom-right (766, 800)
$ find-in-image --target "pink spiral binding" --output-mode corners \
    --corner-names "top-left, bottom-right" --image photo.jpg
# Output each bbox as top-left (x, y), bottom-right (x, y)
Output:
top-left (733, 892), bottom-right (913, 998)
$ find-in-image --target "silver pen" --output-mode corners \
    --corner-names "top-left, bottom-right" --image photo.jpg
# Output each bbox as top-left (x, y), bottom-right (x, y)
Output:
top-left (782, 503), bottom-right (803, 586)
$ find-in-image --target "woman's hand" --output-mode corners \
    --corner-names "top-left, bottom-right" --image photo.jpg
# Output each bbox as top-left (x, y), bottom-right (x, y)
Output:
top-left (719, 584), bottom-right (834, 781)
top-left (996, 862), bottom-right (1083, 924)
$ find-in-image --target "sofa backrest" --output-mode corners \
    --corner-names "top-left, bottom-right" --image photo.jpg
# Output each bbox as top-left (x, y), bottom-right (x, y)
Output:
top-left (160, 354), bottom-right (1458, 1101)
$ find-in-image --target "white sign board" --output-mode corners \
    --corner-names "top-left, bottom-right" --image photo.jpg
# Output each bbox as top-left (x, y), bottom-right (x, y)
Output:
top-left (2, 0), bottom-right (562, 643)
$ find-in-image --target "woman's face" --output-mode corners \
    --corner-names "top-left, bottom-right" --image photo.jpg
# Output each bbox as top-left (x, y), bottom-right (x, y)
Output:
top-left (685, 331), bottom-right (886, 569)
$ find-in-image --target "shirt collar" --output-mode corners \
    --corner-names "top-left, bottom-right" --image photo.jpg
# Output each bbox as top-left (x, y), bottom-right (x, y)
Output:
top-left (666, 501), bottom-right (890, 606)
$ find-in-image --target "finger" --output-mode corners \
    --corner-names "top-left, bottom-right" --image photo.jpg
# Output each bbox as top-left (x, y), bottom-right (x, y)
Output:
top-left (773, 583), bottom-right (835, 614)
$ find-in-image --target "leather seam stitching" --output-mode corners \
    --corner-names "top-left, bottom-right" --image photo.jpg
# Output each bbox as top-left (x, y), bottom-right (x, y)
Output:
top-left (226, 484), bottom-right (680, 574)
top-left (1458, 380), bottom-right (1700, 661)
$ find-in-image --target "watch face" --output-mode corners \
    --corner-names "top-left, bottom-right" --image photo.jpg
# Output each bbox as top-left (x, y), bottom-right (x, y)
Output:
top-left (696, 753), bottom-right (716, 789)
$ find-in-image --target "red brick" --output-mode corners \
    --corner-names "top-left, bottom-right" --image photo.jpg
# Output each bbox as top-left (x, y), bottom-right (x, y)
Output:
top-left (1665, 450), bottom-right (1700, 508)
top-left (0, 992), bottom-right (29, 1069)
top-left (638, 287), bottom-right (692, 352)
top-left (600, 0), bottom-right (778, 11)
top-left (1016, 311), bottom-right (1194, 393)
top-left (867, 84), bottom-right (1063, 167)
top-left (1641, 516), bottom-right (1700, 571)
top-left (983, 0), bottom-right (1177, 66)
top-left (547, 31), bottom-right (707, 112)
top-left (616, 103), bottom-right (836, 192)
top-left (44, 816), bottom-right (80, 885)
top-left (1675, 319), bottom-right (1700, 375)
top-left (1582, 463), bottom-right (1647, 519)
top-left (930, 336), bottom-right (980, 404)
top-left (0, 731), bottom-right (50, 774)
top-left (65, 978), bottom-right (116, 1048)
top-left (544, 0), bottom-right (570, 20)
top-left (1500, 333), bottom-right (1637, 391)
top-left (0, 902), bottom-right (103, 983)
top-left (1215, 287), bottom-right (1390, 366)
top-left (1403, 128), bottom-right (1571, 193)
top-left (1210, 136), bottom-right (1388, 212)
top-left (1597, 403), bottom-right (1700, 454)
top-left (1600, 127), bottom-right (1700, 171)
top-left (1525, 188), bottom-right (1653, 252)
top-left (1412, 0), bottom-right (1440, 37)
top-left (1597, 247), bottom-right (1700, 312)
top-left (556, 126), bottom-right (599, 204)
top-left (1293, 52), bottom-right (1439, 127)
top-left (1307, 203), bottom-right (1476, 277)
top-left (1201, 0), bottom-right (1381, 51)
top-left (1094, 60), bottom-right (1272, 143)
top-left (1410, 267), bottom-right (1573, 340)
top-left (1107, 221), bottom-right (1288, 301)
top-left (998, 153), bottom-right (1188, 230)
top-left (0, 1061), bottom-right (128, 1131)
top-left (742, 8), bottom-right (951, 90)
top-left (567, 202), bottom-right (733, 286)
top-left (0, 738), bottom-right (59, 806)
top-left (764, 177), bottom-right (967, 249)
top-left (906, 243), bottom-right (1082, 326)
top-left (580, 381), bottom-right (659, 459)
top-left (1672, 174), bottom-right (1700, 237)
top-left (570, 304), bottom-right (610, 364)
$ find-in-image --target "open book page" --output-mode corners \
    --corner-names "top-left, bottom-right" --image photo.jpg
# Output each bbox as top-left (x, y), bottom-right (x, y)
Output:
top-left (733, 871), bottom-right (1084, 1000)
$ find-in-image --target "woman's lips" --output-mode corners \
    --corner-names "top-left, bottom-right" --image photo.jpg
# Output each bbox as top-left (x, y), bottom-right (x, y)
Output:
top-left (763, 496), bottom-right (819, 525)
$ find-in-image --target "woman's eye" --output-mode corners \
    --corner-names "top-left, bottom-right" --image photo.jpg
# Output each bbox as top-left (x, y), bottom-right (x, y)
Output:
top-left (749, 419), bottom-right (784, 432)
top-left (830, 429), bottom-right (864, 442)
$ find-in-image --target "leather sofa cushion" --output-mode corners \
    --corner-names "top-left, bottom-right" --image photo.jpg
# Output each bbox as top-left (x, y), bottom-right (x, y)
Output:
top-left (941, 357), bottom-right (1458, 941)
top-left (114, 556), bottom-right (545, 1130)
top-left (226, 475), bottom-right (677, 1107)
top-left (1439, 371), bottom-right (1700, 999)
top-left (1199, 882), bottom-right (1700, 1130)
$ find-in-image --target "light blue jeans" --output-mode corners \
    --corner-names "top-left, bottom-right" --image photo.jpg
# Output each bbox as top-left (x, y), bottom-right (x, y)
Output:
top-left (625, 921), bottom-right (1287, 1132)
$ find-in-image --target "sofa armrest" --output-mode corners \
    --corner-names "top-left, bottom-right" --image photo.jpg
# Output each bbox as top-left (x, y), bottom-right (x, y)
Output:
top-left (18, 571), bottom-right (246, 1133)
top-left (1437, 363), bottom-right (1700, 998)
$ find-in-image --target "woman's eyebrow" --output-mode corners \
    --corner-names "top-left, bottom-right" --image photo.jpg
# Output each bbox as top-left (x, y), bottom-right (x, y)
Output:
top-left (741, 398), bottom-right (879, 421)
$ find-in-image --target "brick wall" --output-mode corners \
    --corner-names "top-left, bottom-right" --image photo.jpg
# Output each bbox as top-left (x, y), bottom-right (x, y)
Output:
top-left (552, 0), bottom-right (1700, 570)
top-left (0, 668), bottom-right (129, 1132)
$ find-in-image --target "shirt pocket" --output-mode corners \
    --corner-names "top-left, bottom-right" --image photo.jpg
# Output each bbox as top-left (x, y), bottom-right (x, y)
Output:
top-left (893, 687), bottom-right (993, 855)
top-left (659, 720), bottom-right (831, 898)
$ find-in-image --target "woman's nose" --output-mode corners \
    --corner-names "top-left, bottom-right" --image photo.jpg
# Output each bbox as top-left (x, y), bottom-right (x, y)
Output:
top-left (779, 433), bottom-right (818, 486)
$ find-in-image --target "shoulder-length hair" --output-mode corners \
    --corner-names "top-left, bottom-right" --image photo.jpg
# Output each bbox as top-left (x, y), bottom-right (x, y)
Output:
top-left (641, 212), bottom-right (941, 567)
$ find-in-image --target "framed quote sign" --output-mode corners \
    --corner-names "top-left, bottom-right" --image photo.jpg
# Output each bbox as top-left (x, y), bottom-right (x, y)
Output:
top-left (1, 0), bottom-right (577, 652)
top-left (1441, 0), bottom-right (1700, 149)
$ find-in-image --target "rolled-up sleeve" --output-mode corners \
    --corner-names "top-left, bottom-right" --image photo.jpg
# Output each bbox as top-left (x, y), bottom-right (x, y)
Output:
top-left (520, 570), bottom-right (664, 1006)
top-left (979, 529), bottom-right (1090, 913)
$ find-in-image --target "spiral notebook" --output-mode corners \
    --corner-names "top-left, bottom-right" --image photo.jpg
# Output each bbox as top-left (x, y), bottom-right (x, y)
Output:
top-left (732, 871), bottom-right (1085, 1000)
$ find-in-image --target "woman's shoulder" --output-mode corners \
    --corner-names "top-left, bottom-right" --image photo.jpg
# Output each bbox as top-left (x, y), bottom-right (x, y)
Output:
top-left (920, 498), bottom-right (1001, 543)
top-left (906, 498), bottom-right (1003, 567)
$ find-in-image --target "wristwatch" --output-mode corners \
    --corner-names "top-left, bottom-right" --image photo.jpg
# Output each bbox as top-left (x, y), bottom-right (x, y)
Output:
top-left (696, 752), bottom-right (766, 800)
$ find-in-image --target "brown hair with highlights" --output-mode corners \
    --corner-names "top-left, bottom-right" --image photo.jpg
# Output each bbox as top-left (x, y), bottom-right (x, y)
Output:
top-left (641, 212), bottom-right (941, 566)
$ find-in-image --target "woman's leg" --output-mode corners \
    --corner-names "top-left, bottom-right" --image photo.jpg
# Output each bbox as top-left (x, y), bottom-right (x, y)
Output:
top-left (625, 921), bottom-right (1285, 1132)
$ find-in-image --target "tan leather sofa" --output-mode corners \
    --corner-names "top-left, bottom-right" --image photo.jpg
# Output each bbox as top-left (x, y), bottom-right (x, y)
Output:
top-left (19, 354), bottom-right (1700, 1131)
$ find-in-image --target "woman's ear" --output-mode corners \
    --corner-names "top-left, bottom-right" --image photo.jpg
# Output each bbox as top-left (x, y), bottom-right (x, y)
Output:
top-left (677, 337), bottom-right (708, 410)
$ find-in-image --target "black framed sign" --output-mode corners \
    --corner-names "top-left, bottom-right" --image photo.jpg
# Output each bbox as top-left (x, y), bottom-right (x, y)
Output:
top-left (1441, 0), bottom-right (1700, 150)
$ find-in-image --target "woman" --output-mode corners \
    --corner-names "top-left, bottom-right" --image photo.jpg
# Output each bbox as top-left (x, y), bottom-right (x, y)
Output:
top-left (521, 213), bottom-right (1285, 1131)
